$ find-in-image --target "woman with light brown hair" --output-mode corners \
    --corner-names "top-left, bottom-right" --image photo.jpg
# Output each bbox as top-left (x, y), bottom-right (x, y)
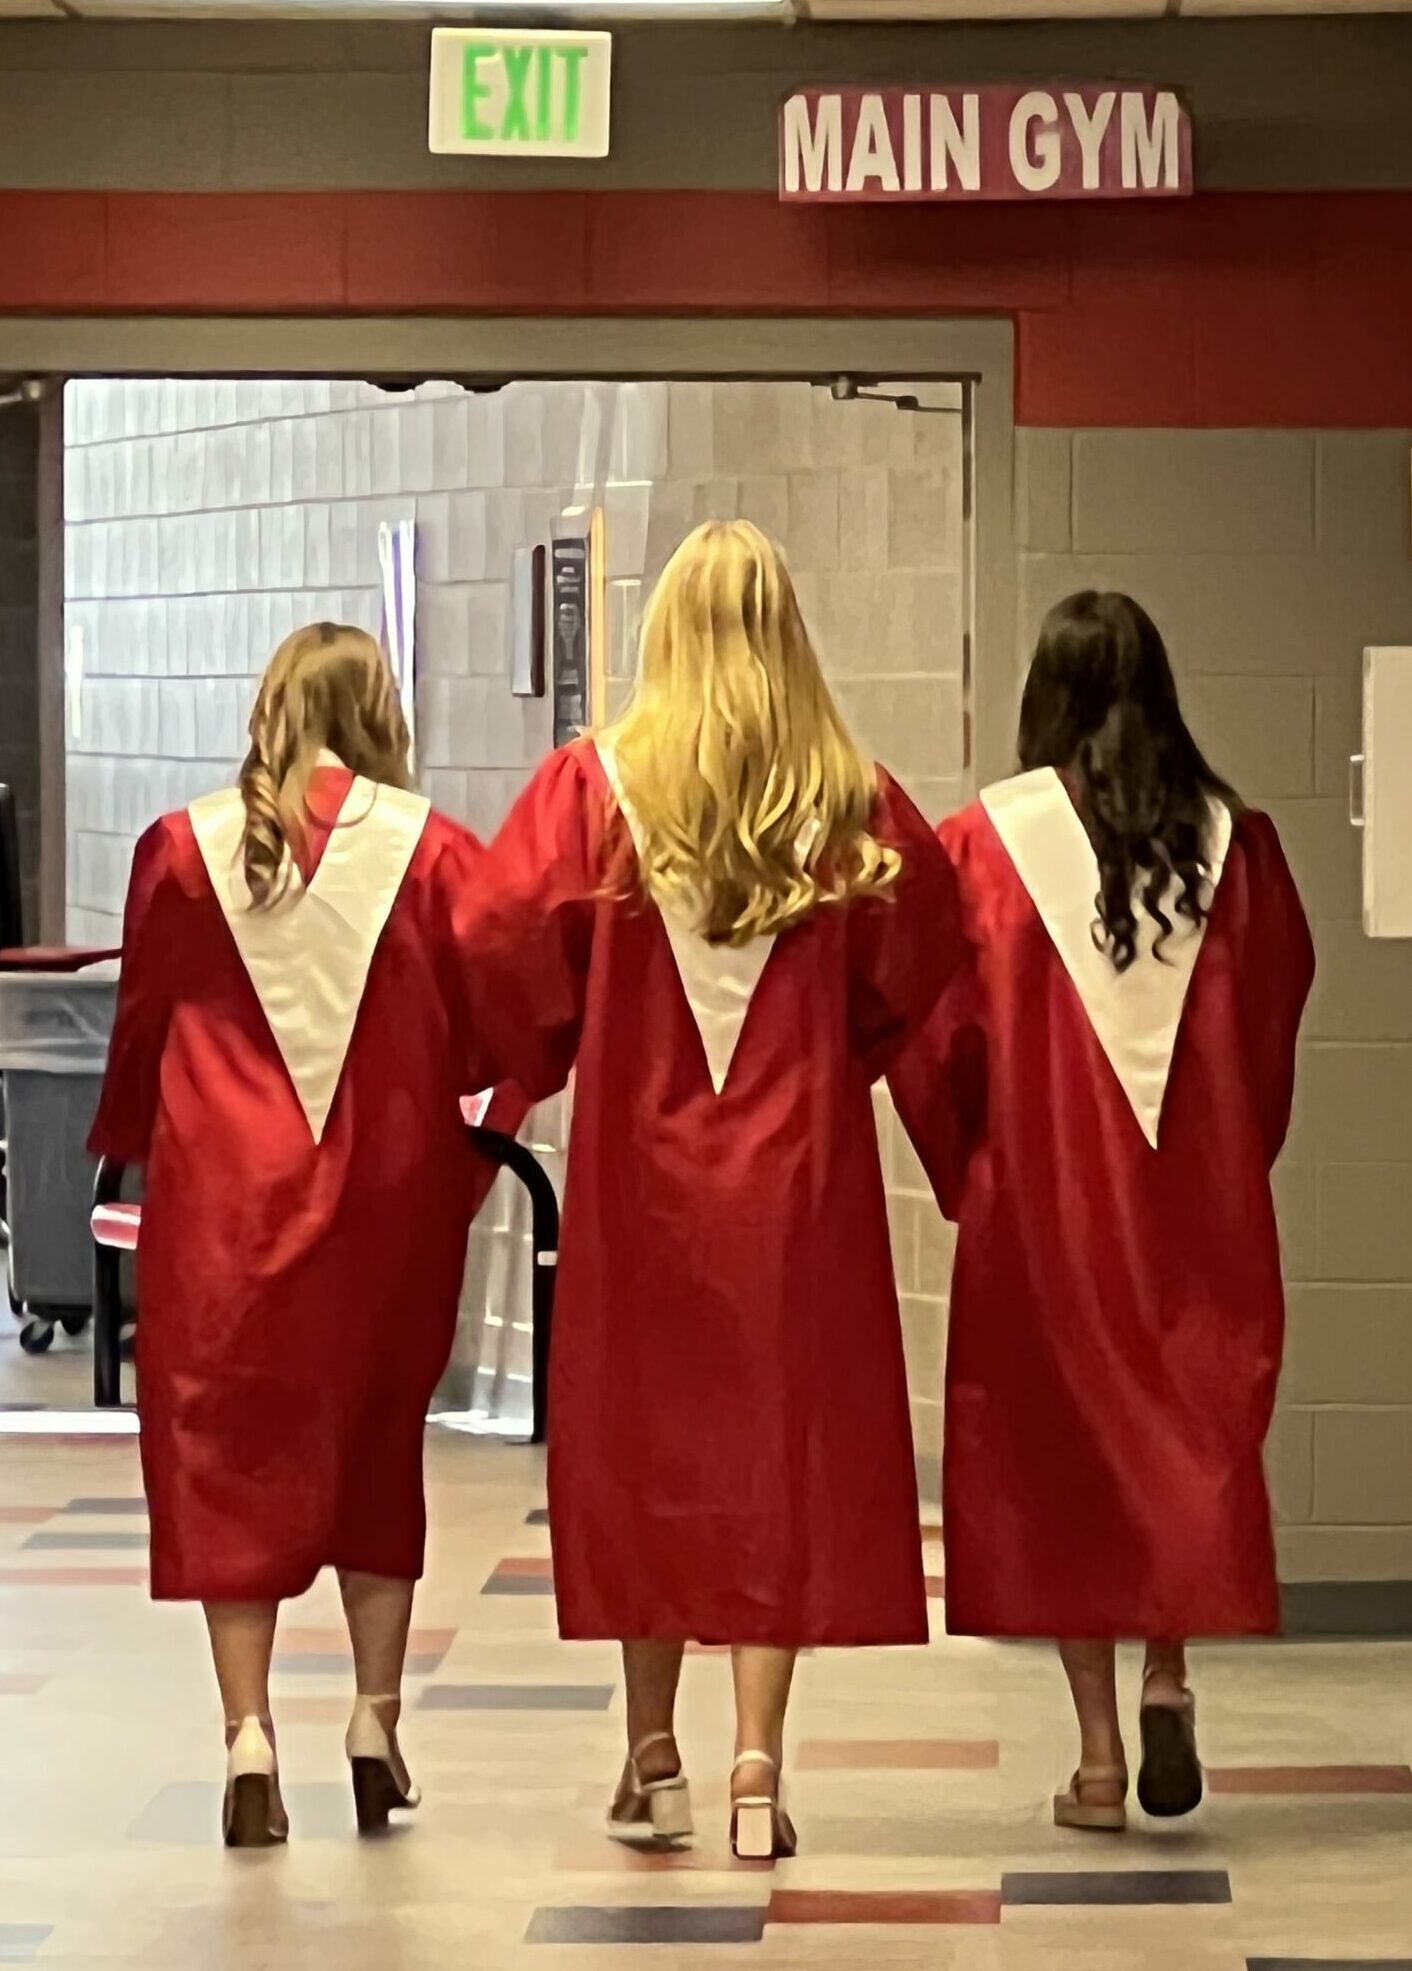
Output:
top-left (91, 623), bottom-right (504, 1847)
top-left (454, 521), bottom-right (967, 1858)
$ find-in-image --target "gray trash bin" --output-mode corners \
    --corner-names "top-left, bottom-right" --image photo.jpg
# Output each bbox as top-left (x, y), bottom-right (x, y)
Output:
top-left (0, 962), bottom-right (117, 1355)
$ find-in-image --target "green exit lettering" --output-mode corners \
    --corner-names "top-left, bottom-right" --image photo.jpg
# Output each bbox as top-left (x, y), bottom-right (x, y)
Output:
top-left (461, 42), bottom-right (589, 146)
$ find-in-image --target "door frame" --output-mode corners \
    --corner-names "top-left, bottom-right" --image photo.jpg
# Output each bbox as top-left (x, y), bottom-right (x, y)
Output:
top-left (21, 314), bottom-right (1017, 930)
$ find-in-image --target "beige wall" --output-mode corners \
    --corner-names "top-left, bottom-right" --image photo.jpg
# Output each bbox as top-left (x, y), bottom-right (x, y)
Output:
top-left (1014, 425), bottom-right (1412, 1588)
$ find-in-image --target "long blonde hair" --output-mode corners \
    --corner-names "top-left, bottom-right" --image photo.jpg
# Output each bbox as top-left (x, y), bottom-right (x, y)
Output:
top-left (603, 520), bottom-right (897, 946)
top-left (239, 622), bottom-right (410, 910)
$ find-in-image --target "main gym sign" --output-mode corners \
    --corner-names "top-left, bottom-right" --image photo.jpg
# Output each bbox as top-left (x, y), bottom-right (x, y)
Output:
top-left (429, 28), bottom-right (612, 158)
top-left (780, 85), bottom-right (1191, 202)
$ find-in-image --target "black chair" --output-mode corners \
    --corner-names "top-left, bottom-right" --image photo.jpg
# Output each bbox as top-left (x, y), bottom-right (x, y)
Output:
top-left (91, 1126), bottom-right (560, 1439)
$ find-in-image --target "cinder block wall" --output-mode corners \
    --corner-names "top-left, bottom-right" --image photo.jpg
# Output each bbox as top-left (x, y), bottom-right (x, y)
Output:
top-left (1015, 426), bottom-right (1412, 1586)
top-left (0, 402), bottom-right (39, 940)
top-left (61, 376), bottom-right (965, 1431)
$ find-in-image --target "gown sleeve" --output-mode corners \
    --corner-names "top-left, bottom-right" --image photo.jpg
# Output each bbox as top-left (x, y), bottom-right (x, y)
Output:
top-left (886, 812), bottom-right (987, 1220)
top-left (846, 768), bottom-right (968, 1084)
top-left (440, 745), bottom-right (598, 1106)
top-left (88, 820), bottom-right (183, 1164)
top-left (1236, 809), bottom-right (1316, 1167)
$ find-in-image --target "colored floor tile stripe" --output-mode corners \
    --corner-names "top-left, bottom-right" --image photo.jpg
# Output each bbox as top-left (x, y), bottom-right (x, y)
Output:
top-left (0, 1927), bottom-right (52, 1964)
top-left (494, 1556), bottom-right (555, 1579)
top-left (1002, 1870), bottom-right (1232, 1906)
top-left (0, 1508), bottom-right (54, 1525)
top-left (525, 1507), bottom-right (550, 1526)
top-left (418, 1684), bottom-right (615, 1712)
top-left (281, 1625), bottom-right (454, 1658)
top-left (0, 1567), bottom-right (147, 1587)
top-left (526, 1906), bottom-right (766, 1945)
top-left (23, 1530), bottom-right (147, 1552)
top-left (768, 1889), bottom-right (1001, 1926)
top-left (273, 1651), bottom-right (446, 1678)
top-left (0, 1675), bottom-right (46, 1695)
top-left (798, 1737), bottom-right (999, 1771)
top-left (61, 1497), bottom-right (146, 1515)
top-left (482, 1573), bottom-right (555, 1596)
top-left (1212, 1766), bottom-right (1412, 1795)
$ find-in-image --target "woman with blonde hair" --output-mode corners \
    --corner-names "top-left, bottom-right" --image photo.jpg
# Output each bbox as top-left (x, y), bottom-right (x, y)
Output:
top-left (91, 623), bottom-right (504, 1847)
top-left (456, 521), bottom-right (966, 1857)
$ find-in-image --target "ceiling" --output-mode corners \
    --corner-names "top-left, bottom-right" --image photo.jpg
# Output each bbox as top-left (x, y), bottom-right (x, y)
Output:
top-left (3, 0), bottom-right (1411, 18)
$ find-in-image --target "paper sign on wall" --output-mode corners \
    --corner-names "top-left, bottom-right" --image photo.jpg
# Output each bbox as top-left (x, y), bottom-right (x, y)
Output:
top-left (779, 85), bottom-right (1192, 203)
top-left (429, 28), bottom-right (612, 159)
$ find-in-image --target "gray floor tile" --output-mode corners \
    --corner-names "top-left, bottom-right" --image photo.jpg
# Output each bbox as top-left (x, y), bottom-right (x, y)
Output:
top-left (23, 1531), bottom-right (148, 1551)
top-left (526, 1906), bottom-right (766, 1945)
top-left (482, 1574), bottom-right (555, 1596)
top-left (130, 1781), bottom-right (354, 1843)
top-left (0, 1929), bottom-right (53, 1964)
top-left (273, 1651), bottom-right (444, 1678)
top-left (525, 1508), bottom-right (550, 1526)
top-left (62, 1497), bottom-right (147, 1515)
top-left (1002, 1870), bottom-right (1232, 1906)
top-left (417, 1684), bottom-right (615, 1712)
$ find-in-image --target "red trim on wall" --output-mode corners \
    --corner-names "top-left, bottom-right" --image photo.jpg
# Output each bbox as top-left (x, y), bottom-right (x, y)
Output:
top-left (3, 187), bottom-right (1410, 427)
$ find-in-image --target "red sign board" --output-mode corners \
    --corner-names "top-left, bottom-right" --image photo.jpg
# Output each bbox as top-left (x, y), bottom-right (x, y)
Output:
top-left (779, 85), bottom-right (1192, 204)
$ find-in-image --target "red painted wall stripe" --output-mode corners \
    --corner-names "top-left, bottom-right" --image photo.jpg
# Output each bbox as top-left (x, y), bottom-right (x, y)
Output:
top-left (1, 188), bottom-right (1409, 428)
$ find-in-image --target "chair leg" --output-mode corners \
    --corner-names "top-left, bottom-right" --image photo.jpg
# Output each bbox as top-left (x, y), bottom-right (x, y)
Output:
top-left (93, 1244), bottom-right (122, 1408)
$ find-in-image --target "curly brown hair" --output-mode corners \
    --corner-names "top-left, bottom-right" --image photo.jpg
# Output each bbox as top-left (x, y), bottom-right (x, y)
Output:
top-left (239, 622), bottom-right (411, 910)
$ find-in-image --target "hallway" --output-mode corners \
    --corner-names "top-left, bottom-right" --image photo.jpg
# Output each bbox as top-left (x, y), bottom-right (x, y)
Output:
top-left (1, 1424), bottom-right (1408, 1969)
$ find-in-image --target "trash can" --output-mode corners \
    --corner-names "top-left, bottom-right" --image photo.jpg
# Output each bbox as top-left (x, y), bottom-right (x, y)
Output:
top-left (0, 961), bottom-right (118, 1355)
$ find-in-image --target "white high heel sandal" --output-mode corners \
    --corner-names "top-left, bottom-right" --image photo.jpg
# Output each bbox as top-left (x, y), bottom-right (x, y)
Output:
top-left (606, 1731), bottom-right (694, 1845)
top-left (346, 1694), bottom-right (422, 1836)
top-left (223, 1716), bottom-right (288, 1850)
top-left (730, 1750), bottom-right (797, 1861)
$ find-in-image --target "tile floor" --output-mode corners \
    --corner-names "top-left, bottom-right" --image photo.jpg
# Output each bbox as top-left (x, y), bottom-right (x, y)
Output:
top-left (3, 1336), bottom-right (1412, 1964)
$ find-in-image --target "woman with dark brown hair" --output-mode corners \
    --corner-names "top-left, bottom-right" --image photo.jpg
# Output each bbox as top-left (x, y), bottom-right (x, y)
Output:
top-left (91, 623), bottom-right (503, 1847)
top-left (892, 592), bottom-right (1314, 1833)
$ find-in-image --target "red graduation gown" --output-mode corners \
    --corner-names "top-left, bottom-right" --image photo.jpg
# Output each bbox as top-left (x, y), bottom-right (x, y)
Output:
top-left (891, 773), bottom-right (1315, 1640)
top-left (455, 739), bottom-right (965, 1646)
top-left (90, 768), bottom-right (498, 1602)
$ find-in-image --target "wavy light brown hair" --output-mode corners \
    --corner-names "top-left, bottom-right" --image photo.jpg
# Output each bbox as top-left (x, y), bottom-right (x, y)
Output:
top-left (603, 520), bottom-right (897, 947)
top-left (239, 622), bottom-right (411, 910)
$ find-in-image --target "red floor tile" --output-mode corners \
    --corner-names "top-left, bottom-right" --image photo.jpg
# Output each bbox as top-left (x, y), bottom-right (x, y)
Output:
top-left (925, 1574), bottom-right (946, 1598)
top-left (1210, 1765), bottom-right (1412, 1795)
top-left (0, 1508), bottom-right (55, 1524)
top-left (493, 1557), bottom-right (555, 1580)
top-left (0, 1567), bottom-right (147, 1587)
top-left (767, 1889), bottom-right (1001, 1926)
top-left (280, 1626), bottom-right (455, 1656)
top-left (0, 1673), bottom-right (46, 1694)
top-left (797, 1738), bottom-right (999, 1772)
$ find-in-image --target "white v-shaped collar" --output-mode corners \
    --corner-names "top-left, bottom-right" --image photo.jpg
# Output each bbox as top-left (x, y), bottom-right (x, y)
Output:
top-left (981, 767), bottom-right (1232, 1150)
top-left (189, 775), bottom-right (430, 1143)
top-left (595, 738), bottom-right (775, 1096)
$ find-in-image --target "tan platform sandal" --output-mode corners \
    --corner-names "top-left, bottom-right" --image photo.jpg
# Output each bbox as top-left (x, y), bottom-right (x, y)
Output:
top-left (730, 1750), bottom-right (798, 1861)
top-left (223, 1716), bottom-right (289, 1850)
top-left (607, 1731), bottom-right (694, 1845)
top-left (347, 1693), bottom-right (422, 1836)
top-left (1053, 1762), bottom-right (1129, 1833)
top-left (1137, 1675), bottom-right (1203, 1820)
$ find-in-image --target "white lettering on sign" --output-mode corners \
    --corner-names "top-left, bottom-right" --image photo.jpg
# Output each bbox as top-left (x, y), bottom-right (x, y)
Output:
top-left (778, 84), bottom-right (1191, 203)
top-left (429, 27), bottom-right (612, 159)
top-left (1010, 91), bottom-right (1061, 194)
top-left (780, 91), bottom-right (843, 195)
top-left (1121, 91), bottom-right (1182, 191)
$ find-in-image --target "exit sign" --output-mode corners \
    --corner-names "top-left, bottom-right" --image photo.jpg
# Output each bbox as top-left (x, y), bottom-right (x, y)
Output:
top-left (429, 28), bottom-right (612, 159)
